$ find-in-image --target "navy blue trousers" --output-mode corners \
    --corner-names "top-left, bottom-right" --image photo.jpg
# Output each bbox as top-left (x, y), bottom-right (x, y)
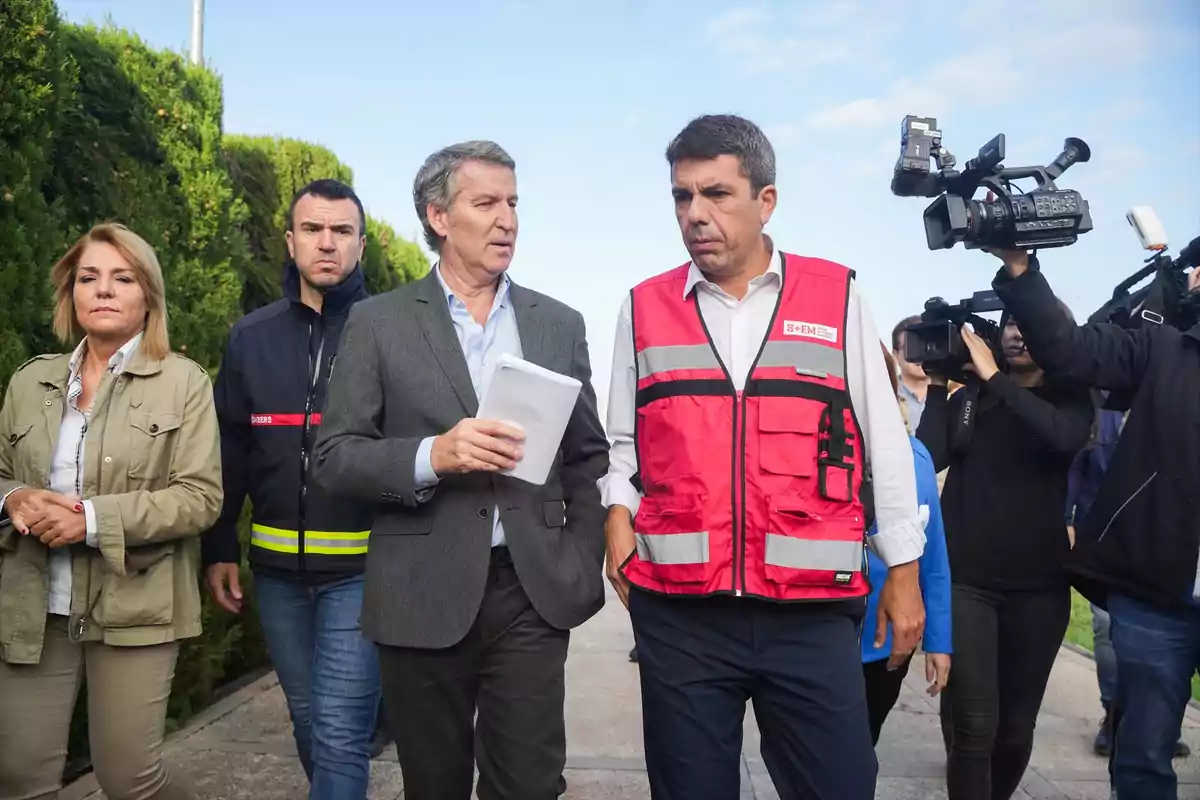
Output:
top-left (629, 588), bottom-right (877, 800)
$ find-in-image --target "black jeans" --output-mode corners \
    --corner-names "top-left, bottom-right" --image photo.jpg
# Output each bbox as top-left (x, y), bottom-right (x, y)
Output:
top-left (862, 653), bottom-right (914, 745)
top-left (940, 583), bottom-right (1069, 800)
top-left (630, 589), bottom-right (876, 800)
top-left (378, 547), bottom-right (570, 800)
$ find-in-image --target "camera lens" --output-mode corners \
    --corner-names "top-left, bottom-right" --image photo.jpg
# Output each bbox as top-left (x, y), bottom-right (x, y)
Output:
top-left (967, 197), bottom-right (1009, 241)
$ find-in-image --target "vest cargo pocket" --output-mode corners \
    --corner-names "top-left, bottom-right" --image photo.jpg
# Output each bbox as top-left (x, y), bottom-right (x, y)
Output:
top-left (757, 398), bottom-right (821, 477)
top-left (632, 494), bottom-right (709, 583)
top-left (762, 497), bottom-right (864, 587)
top-left (92, 542), bottom-right (176, 628)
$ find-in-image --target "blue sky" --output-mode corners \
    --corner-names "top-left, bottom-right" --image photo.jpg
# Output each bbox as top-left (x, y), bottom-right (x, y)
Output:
top-left (59, 0), bottom-right (1200, 413)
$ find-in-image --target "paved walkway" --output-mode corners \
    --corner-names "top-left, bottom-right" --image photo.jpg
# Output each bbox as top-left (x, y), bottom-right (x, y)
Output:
top-left (65, 585), bottom-right (1200, 799)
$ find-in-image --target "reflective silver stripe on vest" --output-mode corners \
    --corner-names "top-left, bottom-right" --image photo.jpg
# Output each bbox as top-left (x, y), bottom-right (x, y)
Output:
top-left (756, 340), bottom-right (845, 379)
top-left (764, 534), bottom-right (862, 572)
top-left (250, 529), bottom-right (296, 550)
top-left (636, 344), bottom-right (722, 377)
top-left (635, 531), bottom-right (710, 565)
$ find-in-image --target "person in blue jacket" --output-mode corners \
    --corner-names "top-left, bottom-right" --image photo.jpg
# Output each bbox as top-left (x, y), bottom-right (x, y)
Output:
top-left (862, 345), bottom-right (953, 745)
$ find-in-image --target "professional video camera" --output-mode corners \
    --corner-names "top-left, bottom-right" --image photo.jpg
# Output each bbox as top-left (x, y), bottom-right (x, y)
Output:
top-left (891, 115), bottom-right (1094, 252)
top-left (1089, 206), bottom-right (1200, 332)
top-left (904, 289), bottom-right (1005, 383)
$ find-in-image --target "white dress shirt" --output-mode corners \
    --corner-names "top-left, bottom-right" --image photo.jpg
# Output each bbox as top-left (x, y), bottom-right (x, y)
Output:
top-left (598, 250), bottom-right (925, 567)
top-left (0, 334), bottom-right (142, 615)
top-left (413, 266), bottom-right (521, 547)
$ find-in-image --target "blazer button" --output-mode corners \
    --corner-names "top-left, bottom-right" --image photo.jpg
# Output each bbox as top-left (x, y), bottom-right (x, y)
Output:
top-left (477, 507), bottom-right (489, 519)
top-left (149, 424), bottom-right (159, 433)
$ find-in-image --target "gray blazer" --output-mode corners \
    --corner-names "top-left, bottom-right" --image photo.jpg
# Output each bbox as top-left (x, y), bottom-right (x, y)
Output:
top-left (311, 271), bottom-right (610, 649)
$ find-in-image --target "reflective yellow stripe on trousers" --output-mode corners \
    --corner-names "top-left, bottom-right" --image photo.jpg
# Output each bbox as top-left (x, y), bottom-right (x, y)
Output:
top-left (250, 524), bottom-right (370, 555)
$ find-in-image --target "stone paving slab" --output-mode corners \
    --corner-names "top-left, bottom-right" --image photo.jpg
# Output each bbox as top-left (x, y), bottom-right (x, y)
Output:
top-left (65, 584), bottom-right (1200, 799)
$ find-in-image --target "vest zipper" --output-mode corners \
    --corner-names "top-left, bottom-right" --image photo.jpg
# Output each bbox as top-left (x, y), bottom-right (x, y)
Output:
top-left (735, 388), bottom-right (746, 596)
top-left (299, 321), bottom-right (327, 573)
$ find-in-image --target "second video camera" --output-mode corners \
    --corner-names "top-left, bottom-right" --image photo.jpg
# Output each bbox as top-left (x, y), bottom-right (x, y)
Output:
top-left (891, 115), bottom-right (1094, 252)
top-left (905, 290), bottom-right (1005, 382)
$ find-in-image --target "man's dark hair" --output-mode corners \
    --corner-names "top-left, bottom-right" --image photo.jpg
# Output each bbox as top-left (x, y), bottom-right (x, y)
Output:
top-left (665, 114), bottom-right (776, 196)
top-left (891, 315), bottom-right (923, 352)
top-left (286, 178), bottom-right (366, 235)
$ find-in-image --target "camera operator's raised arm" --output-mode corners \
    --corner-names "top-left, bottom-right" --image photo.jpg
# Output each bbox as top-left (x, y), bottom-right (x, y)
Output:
top-left (913, 383), bottom-right (952, 473)
top-left (985, 370), bottom-right (1094, 456)
top-left (991, 250), bottom-right (1155, 392)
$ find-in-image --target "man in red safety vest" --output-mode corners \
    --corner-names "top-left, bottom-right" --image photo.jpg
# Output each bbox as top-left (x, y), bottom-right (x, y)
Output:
top-left (599, 114), bottom-right (928, 799)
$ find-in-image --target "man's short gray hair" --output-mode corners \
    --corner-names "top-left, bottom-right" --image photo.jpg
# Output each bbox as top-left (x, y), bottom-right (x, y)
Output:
top-left (412, 140), bottom-right (516, 252)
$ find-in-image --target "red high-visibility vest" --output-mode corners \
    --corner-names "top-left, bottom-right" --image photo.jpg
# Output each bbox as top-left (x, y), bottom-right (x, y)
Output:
top-left (622, 252), bottom-right (870, 601)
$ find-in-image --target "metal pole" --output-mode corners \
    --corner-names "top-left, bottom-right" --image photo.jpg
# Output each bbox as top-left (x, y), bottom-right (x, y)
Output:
top-left (189, 0), bottom-right (205, 65)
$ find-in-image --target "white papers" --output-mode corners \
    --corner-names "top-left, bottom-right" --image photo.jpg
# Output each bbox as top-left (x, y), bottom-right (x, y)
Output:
top-left (477, 354), bottom-right (582, 485)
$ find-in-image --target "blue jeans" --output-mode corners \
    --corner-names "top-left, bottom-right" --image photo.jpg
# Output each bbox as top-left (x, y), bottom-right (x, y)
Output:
top-left (1108, 592), bottom-right (1200, 799)
top-left (255, 573), bottom-right (381, 800)
top-left (1091, 604), bottom-right (1117, 707)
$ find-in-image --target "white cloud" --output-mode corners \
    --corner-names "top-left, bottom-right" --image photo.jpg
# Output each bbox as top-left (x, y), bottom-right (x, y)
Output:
top-left (704, 6), bottom-right (769, 38)
top-left (804, 81), bottom-right (952, 131)
top-left (701, 3), bottom-right (893, 75)
top-left (725, 0), bottom-right (1168, 137)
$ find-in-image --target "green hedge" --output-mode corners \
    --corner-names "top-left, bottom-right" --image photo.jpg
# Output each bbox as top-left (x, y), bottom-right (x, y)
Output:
top-left (0, 0), bottom-right (70, 385)
top-left (2, 0), bottom-right (429, 767)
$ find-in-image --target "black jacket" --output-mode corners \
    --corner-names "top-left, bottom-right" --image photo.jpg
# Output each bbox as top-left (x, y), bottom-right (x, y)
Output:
top-left (993, 261), bottom-right (1200, 609)
top-left (201, 263), bottom-right (373, 580)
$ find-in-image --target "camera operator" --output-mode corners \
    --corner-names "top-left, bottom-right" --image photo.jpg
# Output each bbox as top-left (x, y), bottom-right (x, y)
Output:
top-left (914, 310), bottom-right (1093, 800)
top-left (989, 249), bottom-right (1200, 800)
top-left (892, 315), bottom-right (931, 431)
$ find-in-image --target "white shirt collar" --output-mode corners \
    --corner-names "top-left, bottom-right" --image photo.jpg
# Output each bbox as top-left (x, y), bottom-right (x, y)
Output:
top-left (69, 332), bottom-right (144, 379)
top-left (434, 263), bottom-right (511, 310)
top-left (682, 238), bottom-right (781, 300)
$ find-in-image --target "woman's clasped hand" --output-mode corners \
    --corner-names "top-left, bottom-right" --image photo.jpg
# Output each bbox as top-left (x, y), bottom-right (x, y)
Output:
top-left (3, 488), bottom-right (86, 547)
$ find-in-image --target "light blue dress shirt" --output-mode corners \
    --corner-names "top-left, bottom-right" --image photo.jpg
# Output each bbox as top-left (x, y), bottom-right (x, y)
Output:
top-left (413, 266), bottom-right (522, 547)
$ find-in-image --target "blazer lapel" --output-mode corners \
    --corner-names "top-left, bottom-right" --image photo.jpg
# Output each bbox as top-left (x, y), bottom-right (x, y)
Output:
top-left (413, 272), bottom-right (479, 415)
top-left (511, 282), bottom-right (552, 371)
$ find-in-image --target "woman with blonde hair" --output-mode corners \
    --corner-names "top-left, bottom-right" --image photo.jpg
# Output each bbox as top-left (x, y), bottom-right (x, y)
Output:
top-left (0, 223), bottom-right (221, 800)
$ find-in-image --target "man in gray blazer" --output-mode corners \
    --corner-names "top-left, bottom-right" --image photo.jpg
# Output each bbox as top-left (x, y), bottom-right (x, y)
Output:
top-left (311, 140), bottom-right (609, 800)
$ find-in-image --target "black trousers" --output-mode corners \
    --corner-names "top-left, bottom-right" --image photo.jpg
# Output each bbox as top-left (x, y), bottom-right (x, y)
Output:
top-left (629, 588), bottom-right (877, 800)
top-left (378, 547), bottom-right (570, 800)
top-left (862, 653), bottom-right (914, 745)
top-left (939, 583), bottom-right (1069, 800)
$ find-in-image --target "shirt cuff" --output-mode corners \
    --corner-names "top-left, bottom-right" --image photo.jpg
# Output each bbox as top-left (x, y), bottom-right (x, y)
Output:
top-left (867, 520), bottom-right (926, 567)
top-left (598, 475), bottom-right (642, 517)
top-left (0, 487), bottom-right (21, 523)
top-left (84, 500), bottom-right (99, 547)
top-left (414, 437), bottom-right (440, 490)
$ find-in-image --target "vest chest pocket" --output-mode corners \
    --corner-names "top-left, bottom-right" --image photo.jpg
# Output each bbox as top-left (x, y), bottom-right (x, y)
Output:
top-left (127, 411), bottom-right (182, 481)
top-left (757, 399), bottom-right (822, 478)
top-left (632, 493), bottom-right (709, 584)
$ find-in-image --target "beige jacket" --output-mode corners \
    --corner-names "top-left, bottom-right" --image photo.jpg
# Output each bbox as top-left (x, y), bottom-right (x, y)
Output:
top-left (0, 348), bottom-right (222, 664)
